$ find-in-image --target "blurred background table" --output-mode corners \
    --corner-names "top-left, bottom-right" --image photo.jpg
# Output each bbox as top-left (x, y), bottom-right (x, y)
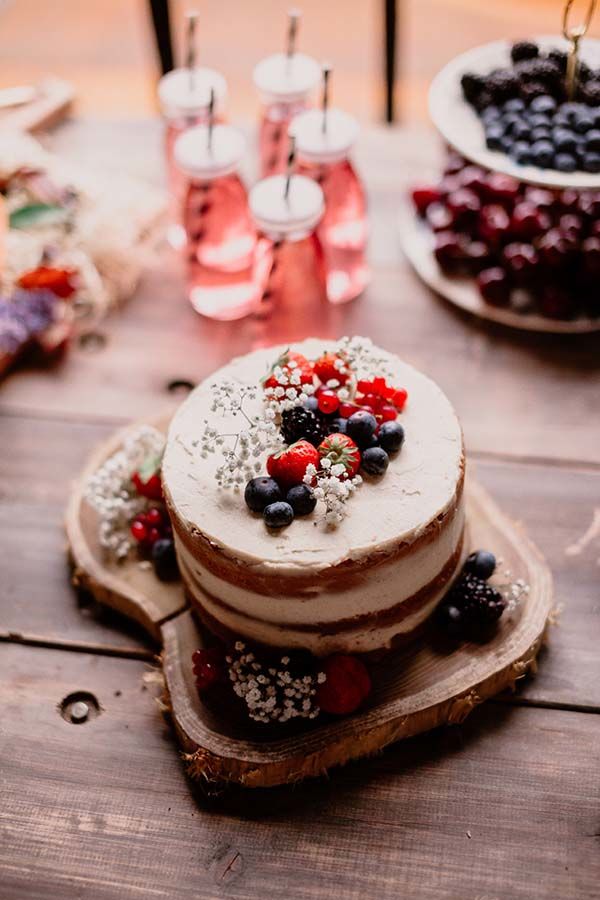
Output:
top-left (1, 117), bottom-right (599, 900)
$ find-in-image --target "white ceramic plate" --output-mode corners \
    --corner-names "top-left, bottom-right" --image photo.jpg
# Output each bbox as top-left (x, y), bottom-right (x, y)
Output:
top-left (398, 200), bottom-right (600, 334)
top-left (429, 35), bottom-right (600, 190)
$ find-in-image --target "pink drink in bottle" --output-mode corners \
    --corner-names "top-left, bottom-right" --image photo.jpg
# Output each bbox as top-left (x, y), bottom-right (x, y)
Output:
top-left (248, 171), bottom-right (327, 324)
top-left (253, 10), bottom-right (319, 178)
top-left (158, 66), bottom-right (227, 250)
top-left (293, 104), bottom-right (369, 304)
top-left (174, 124), bottom-right (258, 321)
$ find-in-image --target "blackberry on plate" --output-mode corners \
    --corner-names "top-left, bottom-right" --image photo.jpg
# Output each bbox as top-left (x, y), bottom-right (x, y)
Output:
top-left (516, 58), bottom-right (561, 86)
top-left (579, 81), bottom-right (600, 108)
top-left (510, 41), bottom-right (539, 64)
top-left (487, 69), bottom-right (519, 102)
top-left (547, 48), bottom-right (567, 74)
top-left (473, 90), bottom-right (494, 112)
top-left (519, 81), bottom-right (549, 103)
top-left (281, 406), bottom-right (327, 447)
top-left (461, 72), bottom-right (486, 103)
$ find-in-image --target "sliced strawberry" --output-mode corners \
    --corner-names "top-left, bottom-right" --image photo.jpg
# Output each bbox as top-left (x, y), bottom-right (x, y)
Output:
top-left (314, 351), bottom-right (350, 386)
top-left (317, 433), bottom-right (361, 480)
top-left (267, 440), bottom-right (320, 490)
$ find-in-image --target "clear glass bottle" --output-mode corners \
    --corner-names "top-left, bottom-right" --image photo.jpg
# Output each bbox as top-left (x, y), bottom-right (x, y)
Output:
top-left (174, 124), bottom-right (258, 321)
top-left (158, 67), bottom-right (227, 249)
top-left (253, 52), bottom-right (320, 179)
top-left (293, 108), bottom-right (369, 304)
top-left (248, 173), bottom-right (327, 321)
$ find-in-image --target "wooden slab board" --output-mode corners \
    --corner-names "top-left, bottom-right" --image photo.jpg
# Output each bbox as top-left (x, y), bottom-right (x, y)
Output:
top-left (65, 414), bottom-right (186, 642)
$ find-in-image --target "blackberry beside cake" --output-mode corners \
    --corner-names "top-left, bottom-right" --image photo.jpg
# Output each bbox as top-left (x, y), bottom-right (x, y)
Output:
top-left (162, 337), bottom-right (466, 658)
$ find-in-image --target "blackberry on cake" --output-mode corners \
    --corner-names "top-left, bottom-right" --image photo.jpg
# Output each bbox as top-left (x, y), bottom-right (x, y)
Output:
top-left (280, 406), bottom-right (327, 447)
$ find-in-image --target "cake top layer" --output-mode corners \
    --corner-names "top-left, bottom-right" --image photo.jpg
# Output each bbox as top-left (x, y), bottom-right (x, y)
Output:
top-left (162, 338), bottom-right (464, 573)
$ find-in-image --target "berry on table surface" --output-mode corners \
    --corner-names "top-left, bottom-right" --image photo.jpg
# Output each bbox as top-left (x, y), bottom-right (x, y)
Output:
top-left (315, 654), bottom-right (372, 715)
top-left (361, 446), bottom-right (390, 477)
top-left (286, 484), bottom-right (317, 516)
top-left (263, 500), bottom-right (294, 529)
top-left (280, 406), bottom-right (327, 448)
top-left (152, 537), bottom-right (179, 582)
top-left (377, 421), bottom-right (405, 454)
top-left (313, 351), bottom-right (350, 385)
top-left (318, 433), bottom-right (361, 479)
top-left (346, 410), bottom-right (378, 448)
top-left (244, 476), bottom-right (283, 513)
top-left (267, 440), bottom-right (320, 490)
top-left (464, 549), bottom-right (497, 579)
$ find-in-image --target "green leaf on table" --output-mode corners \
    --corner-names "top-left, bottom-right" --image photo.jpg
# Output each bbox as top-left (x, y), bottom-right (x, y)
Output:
top-left (9, 203), bottom-right (69, 230)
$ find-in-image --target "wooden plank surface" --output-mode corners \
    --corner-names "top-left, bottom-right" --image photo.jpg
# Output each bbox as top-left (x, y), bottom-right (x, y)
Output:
top-left (1, 644), bottom-right (598, 900)
top-left (0, 121), bottom-right (598, 465)
top-left (1, 413), bottom-right (598, 708)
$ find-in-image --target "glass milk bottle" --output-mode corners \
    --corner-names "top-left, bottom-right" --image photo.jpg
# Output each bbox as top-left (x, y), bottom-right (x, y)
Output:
top-left (248, 172), bottom-right (327, 320)
top-left (253, 9), bottom-right (319, 180)
top-left (293, 107), bottom-right (369, 304)
top-left (174, 124), bottom-right (258, 321)
top-left (158, 67), bottom-right (227, 249)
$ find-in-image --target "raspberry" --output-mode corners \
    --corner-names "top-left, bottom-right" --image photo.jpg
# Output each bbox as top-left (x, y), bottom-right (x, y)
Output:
top-left (267, 440), bottom-right (320, 489)
top-left (316, 655), bottom-right (371, 715)
top-left (280, 407), bottom-right (327, 447)
top-left (318, 433), bottom-right (361, 479)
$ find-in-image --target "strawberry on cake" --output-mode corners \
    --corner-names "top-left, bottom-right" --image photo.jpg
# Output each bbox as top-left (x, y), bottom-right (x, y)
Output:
top-left (162, 337), bottom-right (467, 677)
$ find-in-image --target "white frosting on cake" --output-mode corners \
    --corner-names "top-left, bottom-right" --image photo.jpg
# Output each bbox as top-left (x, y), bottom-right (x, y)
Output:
top-left (162, 338), bottom-right (466, 654)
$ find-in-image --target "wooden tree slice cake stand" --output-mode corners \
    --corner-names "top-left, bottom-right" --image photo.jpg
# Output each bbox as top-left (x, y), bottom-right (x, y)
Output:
top-left (66, 416), bottom-right (554, 788)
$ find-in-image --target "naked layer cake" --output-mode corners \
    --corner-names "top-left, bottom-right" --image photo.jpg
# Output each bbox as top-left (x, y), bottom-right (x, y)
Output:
top-left (162, 337), bottom-right (466, 658)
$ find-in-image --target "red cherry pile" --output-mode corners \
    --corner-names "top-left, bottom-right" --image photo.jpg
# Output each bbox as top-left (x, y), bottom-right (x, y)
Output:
top-left (412, 152), bottom-right (600, 320)
top-left (130, 505), bottom-right (172, 550)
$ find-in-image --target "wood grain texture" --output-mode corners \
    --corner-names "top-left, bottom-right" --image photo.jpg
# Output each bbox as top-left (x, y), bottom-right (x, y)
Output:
top-left (1, 643), bottom-right (598, 900)
top-left (66, 417), bottom-right (185, 642)
top-left (2, 413), bottom-right (598, 707)
top-left (0, 122), bottom-right (598, 465)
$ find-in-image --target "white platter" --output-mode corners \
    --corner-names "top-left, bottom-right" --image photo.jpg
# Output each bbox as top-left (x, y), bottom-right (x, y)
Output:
top-left (398, 201), bottom-right (600, 334)
top-left (429, 36), bottom-right (600, 190)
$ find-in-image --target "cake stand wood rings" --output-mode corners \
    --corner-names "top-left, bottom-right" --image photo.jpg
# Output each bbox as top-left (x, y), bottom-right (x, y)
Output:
top-left (67, 417), bottom-right (554, 788)
top-left (429, 36), bottom-right (600, 191)
top-left (398, 200), bottom-right (600, 334)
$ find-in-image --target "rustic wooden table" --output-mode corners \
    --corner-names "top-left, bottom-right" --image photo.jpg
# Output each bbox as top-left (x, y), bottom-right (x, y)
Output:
top-left (1, 119), bottom-right (599, 900)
